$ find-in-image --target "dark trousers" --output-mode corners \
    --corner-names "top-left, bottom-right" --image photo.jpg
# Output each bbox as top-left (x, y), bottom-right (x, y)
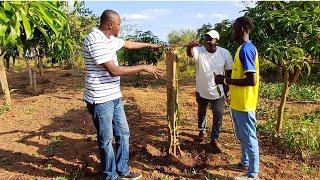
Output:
top-left (196, 91), bottom-right (224, 141)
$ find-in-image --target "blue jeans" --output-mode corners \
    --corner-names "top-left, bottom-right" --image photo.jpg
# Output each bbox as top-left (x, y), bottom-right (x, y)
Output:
top-left (231, 109), bottom-right (259, 177)
top-left (196, 92), bottom-right (224, 141)
top-left (86, 98), bottom-right (130, 180)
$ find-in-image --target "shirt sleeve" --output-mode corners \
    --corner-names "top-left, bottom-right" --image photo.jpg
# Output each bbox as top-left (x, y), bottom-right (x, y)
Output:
top-left (192, 47), bottom-right (199, 61)
top-left (114, 37), bottom-right (125, 51)
top-left (88, 37), bottom-right (124, 65)
top-left (224, 49), bottom-right (233, 71)
top-left (239, 44), bottom-right (257, 73)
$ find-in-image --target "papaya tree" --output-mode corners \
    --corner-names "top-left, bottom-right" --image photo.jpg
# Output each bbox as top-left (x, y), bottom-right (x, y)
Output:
top-left (0, 1), bottom-right (69, 105)
top-left (245, 1), bottom-right (320, 132)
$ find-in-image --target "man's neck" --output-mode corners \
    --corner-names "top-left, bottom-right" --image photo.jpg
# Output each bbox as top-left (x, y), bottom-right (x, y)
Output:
top-left (237, 34), bottom-right (250, 45)
top-left (99, 26), bottom-right (112, 38)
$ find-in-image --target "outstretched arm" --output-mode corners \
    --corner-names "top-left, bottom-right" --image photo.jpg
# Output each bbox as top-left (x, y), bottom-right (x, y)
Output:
top-left (123, 41), bottom-right (160, 50)
top-left (102, 60), bottom-right (163, 79)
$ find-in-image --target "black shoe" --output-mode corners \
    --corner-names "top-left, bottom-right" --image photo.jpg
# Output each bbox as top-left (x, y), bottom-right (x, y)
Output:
top-left (118, 172), bottom-right (142, 180)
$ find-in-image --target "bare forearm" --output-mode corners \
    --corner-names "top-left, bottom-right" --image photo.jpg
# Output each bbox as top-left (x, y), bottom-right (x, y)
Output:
top-left (226, 74), bottom-right (256, 86)
top-left (226, 78), bottom-right (255, 86)
top-left (124, 41), bottom-right (152, 49)
top-left (102, 64), bottom-right (145, 76)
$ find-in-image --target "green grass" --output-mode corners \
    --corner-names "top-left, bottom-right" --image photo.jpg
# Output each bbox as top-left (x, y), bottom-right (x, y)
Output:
top-left (45, 137), bottom-right (62, 153)
top-left (258, 109), bottom-right (320, 156)
top-left (259, 82), bottom-right (320, 101)
top-left (54, 176), bottom-right (68, 180)
top-left (0, 103), bottom-right (9, 115)
top-left (23, 106), bottom-right (37, 115)
top-left (300, 164), bottom-right (318, 175)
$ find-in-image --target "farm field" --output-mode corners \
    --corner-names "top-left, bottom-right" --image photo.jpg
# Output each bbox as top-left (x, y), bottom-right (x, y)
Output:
top-left (0, 66), bottom-right (319, 180)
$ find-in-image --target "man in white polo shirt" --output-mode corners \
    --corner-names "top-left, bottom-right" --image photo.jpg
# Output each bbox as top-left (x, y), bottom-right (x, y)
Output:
top-left (186, 30), bottom-right (233, 153)
top-left (83, 10), bottom-right (162, 180)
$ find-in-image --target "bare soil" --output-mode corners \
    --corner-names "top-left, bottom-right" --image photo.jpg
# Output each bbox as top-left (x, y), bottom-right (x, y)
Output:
top-left (0, 67), bottom-right (319, 180)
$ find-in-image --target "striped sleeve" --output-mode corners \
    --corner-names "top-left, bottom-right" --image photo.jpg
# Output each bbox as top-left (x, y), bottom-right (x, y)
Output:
top-left (88, 39), bottom-right (113, 65)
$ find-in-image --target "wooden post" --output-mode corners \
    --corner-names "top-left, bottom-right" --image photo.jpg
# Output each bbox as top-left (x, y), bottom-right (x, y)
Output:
top-left (0, 54), bottom-right (11, 105)
top-left (166, 48), bottom-right (182, 157)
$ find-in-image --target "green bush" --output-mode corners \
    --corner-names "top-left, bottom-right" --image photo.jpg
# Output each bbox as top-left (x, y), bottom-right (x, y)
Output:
top-left (0, 103), bottom-right (9, 115)
top-left (258, 110), bottom-right (320, 155)
top-left (259, 82), bottom-right (320, 101)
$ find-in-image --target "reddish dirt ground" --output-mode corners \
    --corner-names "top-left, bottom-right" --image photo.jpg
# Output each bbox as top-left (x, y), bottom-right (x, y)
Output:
top-left (0, 67), bottom-right (319, 180)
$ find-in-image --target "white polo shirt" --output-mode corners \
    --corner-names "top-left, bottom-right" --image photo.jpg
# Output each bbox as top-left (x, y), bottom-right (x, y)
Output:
top-left (192, 46), bottom-right (233, 100)
top-left (83, 28), bottom-right (125, 104)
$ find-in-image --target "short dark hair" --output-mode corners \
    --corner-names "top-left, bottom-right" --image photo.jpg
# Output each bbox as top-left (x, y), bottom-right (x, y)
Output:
top-left (235, 16), bottom-right (254, 32)
top-left (100, 9), bottom-right (119, 25)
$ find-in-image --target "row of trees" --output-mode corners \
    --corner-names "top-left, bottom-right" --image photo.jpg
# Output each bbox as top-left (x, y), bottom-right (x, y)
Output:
top-left (0, 1), bottom-right (101, 104)
top-left (0, 2), bottom-right (167, 105)
top-left (0, 1), bottom-right (72, 105)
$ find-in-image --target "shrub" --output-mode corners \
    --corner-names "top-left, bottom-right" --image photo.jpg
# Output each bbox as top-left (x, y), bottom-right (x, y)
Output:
top-left (258, 110), bottom-right (320, 155)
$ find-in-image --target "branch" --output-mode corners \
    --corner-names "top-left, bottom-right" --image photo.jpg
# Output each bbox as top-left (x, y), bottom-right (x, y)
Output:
top-left (289, 67), bottom-right (301, 87)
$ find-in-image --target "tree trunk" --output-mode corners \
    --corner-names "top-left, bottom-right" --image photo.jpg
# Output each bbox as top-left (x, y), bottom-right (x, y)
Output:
top-left (0, 54), bottom-right (11, 105)
top-left (276, 69), bottom-right (290, 132)
top-left (71, 61), bottom-right (75, 75)
top-left (26, 58), bottom-right (34, 91)
top-left (5, 56), bottom-right (10, 70)
top-left (276, 67), bottom-right (282, 82)
top-left (12, 56), bottom-right (15, 67)
top-left (38, 57), bottom-right (44, 76)
top-left (166, 49), bottom-right (182, 157)
top-left (32, 68), bottom-right (37, 91)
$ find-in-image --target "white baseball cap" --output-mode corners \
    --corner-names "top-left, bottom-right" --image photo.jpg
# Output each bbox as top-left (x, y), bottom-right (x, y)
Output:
top-left (205, 30), bottom-right (220, 40)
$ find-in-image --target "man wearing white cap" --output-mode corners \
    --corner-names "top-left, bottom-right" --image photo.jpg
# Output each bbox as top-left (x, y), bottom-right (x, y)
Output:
top-left (186, 30), bottom-right (233, 153)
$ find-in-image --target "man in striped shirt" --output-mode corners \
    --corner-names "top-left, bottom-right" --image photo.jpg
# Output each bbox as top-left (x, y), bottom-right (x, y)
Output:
top-left (83, 10), bottom-right (162, 180)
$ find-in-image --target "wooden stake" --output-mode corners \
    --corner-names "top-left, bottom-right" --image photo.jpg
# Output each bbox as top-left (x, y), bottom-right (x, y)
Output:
top-left (166, 48), bottom-right (182, 157)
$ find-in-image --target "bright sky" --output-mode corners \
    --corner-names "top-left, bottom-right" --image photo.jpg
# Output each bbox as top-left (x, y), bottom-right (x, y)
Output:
top-left (84, 1), bottom-right (255, 42)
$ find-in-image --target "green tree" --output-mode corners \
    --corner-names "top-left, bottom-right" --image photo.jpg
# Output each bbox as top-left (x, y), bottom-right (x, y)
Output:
top-left (120, 30), bottom-right (165, 66)
top-left (61, 2), bottom-right (98, 70)
top-left (245, 1), bottom-right (320, 132)
top-left (168, 29), bottom-right (197, 45)
top-left (213, 20), bottom-right (237, 54)
top-left (167, 29), bottom-right (197, 75)
top-left (0, 1), bottom-right (69, 105)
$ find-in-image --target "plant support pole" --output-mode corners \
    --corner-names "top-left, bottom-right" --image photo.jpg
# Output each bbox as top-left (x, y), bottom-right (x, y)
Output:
top-left (166, 48), bottom-right (182, 157)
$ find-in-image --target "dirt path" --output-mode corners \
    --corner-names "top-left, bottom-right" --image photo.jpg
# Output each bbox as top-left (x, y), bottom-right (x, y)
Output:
top-left (0, 69), bottom-right (319, 180)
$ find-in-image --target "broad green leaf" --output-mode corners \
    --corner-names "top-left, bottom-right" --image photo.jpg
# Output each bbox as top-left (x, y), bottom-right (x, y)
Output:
top-left (44, 1), bottom-right (67, 20)
top-left (21, 14), bottom-right (31, 39)
top-left (0, 8), bottom-right (9, 22)
top-left (9, 25), bottom-right (17, 44)
top-left (3, 2), bottom-right (11, 11)
top-left (0, 24), bottom-right (7, 36)
top-left (304, 62), bottom-right (311, 75)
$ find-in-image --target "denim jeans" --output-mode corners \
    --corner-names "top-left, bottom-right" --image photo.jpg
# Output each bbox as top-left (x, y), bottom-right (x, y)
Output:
top-left (196, 91), bottom-right (224, 142)
top-left (231, 109), bottom-right (259, 177)
top-left (86, 98), bottom-right (130, 180)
